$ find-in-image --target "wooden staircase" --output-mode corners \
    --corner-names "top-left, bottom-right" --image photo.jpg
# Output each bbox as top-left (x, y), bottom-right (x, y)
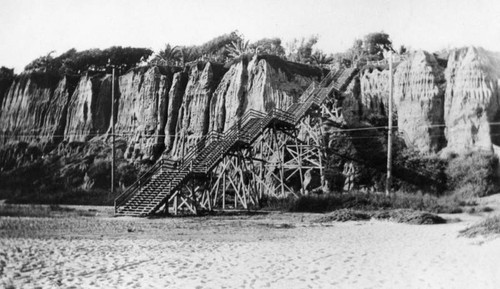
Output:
top-left (114, 67), bottom-right (358, 216)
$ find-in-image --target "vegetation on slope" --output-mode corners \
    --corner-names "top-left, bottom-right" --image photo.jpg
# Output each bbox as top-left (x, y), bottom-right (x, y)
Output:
top-left (460, 215), bottom-right (500, 238)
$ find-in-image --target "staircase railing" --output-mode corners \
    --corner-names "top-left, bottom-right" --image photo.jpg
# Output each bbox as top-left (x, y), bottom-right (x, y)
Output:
top-left (115, 67), bottom-right (358, 215)
top-left (178, 130), bottom-right (223, 170)
top-left (175, 109), bottom-right (268, 173)
top-left (114, 159), bottom-right (164, 213)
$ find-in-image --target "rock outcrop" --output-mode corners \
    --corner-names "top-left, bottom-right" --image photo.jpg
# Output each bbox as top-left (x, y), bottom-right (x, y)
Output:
top-left (209, 55), bottom-right (322, 132)
top-left (115, 66), bottom-right (180, 160)
top-left (0, 58), bottom-right (321, 163)
top-left (360, 68), bottom-right (391, 119)
top-left (350, 47), bottom-right (500, 155)
top-left (2, 47), bottom-right (500, 176)
top-left (444, 47), bottom-right (500, 154)
top-left (164, 70), bottom-right (188, 153)
top-left (171, 62), bottom-right (227, 158)
top-left (0, 73), bottom-right (76, 147)
top-left (0, 77), bottom-right (14, 116)
top-left (394, 51), bottom-right (446, 153)
top-left (64, 73), bottom-right (113, 142)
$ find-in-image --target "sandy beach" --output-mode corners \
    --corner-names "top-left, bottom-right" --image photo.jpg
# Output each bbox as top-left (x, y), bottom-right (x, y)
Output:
top-left (1, 199), bottom-right (500, 289)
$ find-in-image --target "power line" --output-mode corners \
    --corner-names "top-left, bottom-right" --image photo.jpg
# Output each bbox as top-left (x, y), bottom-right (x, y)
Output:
top-left (3, 122), bottom-right (500, 141)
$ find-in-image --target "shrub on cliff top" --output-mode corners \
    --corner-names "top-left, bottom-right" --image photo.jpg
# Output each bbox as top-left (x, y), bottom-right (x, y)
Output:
top-left (24, 47), bottom-right (153, 75)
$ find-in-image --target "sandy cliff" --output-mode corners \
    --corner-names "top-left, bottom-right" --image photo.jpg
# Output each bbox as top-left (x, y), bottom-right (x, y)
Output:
top-left (170, 62), bottom-right (227, 158)
top-left (0, 73), bottom-right (76, 147)
top-left (64, 73), bottom-right (113, 143)
top-left (1, 48), bottom-right (499, 173)
top-left (209, 55), bottom-right (322, 133)
top-left (353, 47), bottom-right (500, 155)
top-left (394, 51), bottom-right (446, 153)
top-left (444, 47), bottom-right (500, 154)
top-left (115, 66), bottom-right (180, 160)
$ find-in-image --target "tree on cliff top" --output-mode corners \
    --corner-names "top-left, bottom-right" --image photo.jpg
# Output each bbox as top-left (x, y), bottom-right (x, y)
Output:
top-left (285, 35), bottom-right (319, 64)
top-left (150, 44), bottom-right (182, 66)
top-left (226, 39), bottom-right (253, 59)
top-left (250, 38), bottom-right (286, 57)
top-left (0, 66), bottom-right (15, 79)
top-left (225, 37), bottom-right (287, 61)
top-left (159, 31), bottom-right (243, 65)
top-left (331, 32), bottom-right (395, 68)
top-left (198, 31), bottom-right (242, 62)
top-left (62, 47), bottom-right (153, 73)
top-left (311, 50), bottom-right (334, 66)
top-left (363, 32), bottom-right (393, 57)
top-left (24, 51), bottom-right (57, 72)
top-left (24, 47), bottom-right (153, 75)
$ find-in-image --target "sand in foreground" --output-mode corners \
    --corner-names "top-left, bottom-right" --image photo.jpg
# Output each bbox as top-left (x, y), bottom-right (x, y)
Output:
top-left (1, 207), bottom-right (500, 289)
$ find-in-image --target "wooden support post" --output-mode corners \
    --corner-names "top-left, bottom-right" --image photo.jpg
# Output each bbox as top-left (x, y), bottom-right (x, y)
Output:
top-left (173, 193), bottom-right (178, 215)
top-left (318, 117), bottom-right (327, 192)
top-left (259, 135), bottom-right (264, 199)
top-left (191, 180), bottom-right (197, 215)
top-left (110, 66), bottom-right (115, 199)
top-left (222, 173), bottom-right (226, 209)
top-left (294, 132), bottom-right (305, 194)
top-left (386, 52), bottom-right (393, 197)
top-left (280, 139), bottom-right (285, 196)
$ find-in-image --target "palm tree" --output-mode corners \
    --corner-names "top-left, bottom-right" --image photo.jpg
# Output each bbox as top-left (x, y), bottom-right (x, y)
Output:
top-left (178, 46), bottom-right (201, 66)
top-left (153, 44), bottom-right (181, 66)
top-left (225, 39), bottom-right (253, 59)
top-left (311, 51), bottom-right (334, 66)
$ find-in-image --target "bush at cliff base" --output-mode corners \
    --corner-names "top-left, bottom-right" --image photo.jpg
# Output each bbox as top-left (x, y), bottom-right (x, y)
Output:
top-left (446, 151), bottom-right (499, 198)
top-left (393, 148), bottom-right (447, 194)
top-left (312, 208), bottom-right (446, 224)
top-left (460, 215), bottom-right (500, 238)
top-left (0, 140), bottom-right (140, 205)
top-left (278, 191), bottom-right (464, 214)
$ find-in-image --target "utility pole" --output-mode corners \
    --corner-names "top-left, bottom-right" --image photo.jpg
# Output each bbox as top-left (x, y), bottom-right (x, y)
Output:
top-left (385, 51), bottom-right (393, 196)
top-left (110, 64), bottom-right (116, 198)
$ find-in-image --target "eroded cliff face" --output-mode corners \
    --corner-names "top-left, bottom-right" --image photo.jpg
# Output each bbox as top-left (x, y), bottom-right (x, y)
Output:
top-left (115, 66), bottom-right (180, 160)
top-left (360, 68), bottom-right (391, 119)
top-left (0, 78), bottom-right (14, 115)
top-left (209, 60), bottom-right (247, 133)
top-left (171, 62), bottom-right (227, 158)
top-left (164, 71), bottom-right (188, 153)
top-left (444, 47), bottom-right (500, 153)
top-left (352, 47), bottom-right (500, 155)
top-left (2, 47), bottom-right (499, 173)
top-left (0, 58), bottom-right (320, 164)
top-left (0, 73), bottom-right (75, 147)
top-left (209, 55), bottom-right (321, 133)
top-left (394, 51), bottom-right (446, 153)
top-left (64, 73), bottom-right (113, 142)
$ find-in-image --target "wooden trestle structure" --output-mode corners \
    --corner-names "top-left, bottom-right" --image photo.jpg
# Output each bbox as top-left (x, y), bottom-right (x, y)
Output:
top-left (114, 67), bottom-right (358, 216)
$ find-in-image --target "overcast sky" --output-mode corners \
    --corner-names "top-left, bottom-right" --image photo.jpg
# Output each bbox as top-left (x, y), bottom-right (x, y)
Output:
top-left (1, 0), bottom-right (499, 72)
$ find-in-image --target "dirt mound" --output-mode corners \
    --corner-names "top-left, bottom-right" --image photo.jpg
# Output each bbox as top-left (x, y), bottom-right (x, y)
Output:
top-left (373, 209), bottom-right (446, 224)
top-left (459, 215), bottom-right (500, 238)
top-left (313, 209), bottom-right (446, 224)
top-left (313, 209), bottom-right (371, 222)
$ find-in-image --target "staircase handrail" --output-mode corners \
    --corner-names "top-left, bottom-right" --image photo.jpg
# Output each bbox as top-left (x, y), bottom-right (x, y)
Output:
top-left (178, 109), bottom-right (267, 171)
top-left (178, 68), bottom-right (352, 174)
top-left (192, 109), bottom-right (272, 172)
top-left (298, 81), bottom-right (319, 103)
top-left (318, 70), bottom-right (336, 87)
top-left (178, 130), bottom-right (223, 170)
top-left (114, 158), bottom-right (164, 212)
top-left (270, 107), bottom-right (295, 124)
top-left (115, 67), bottom-right (361, 215)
